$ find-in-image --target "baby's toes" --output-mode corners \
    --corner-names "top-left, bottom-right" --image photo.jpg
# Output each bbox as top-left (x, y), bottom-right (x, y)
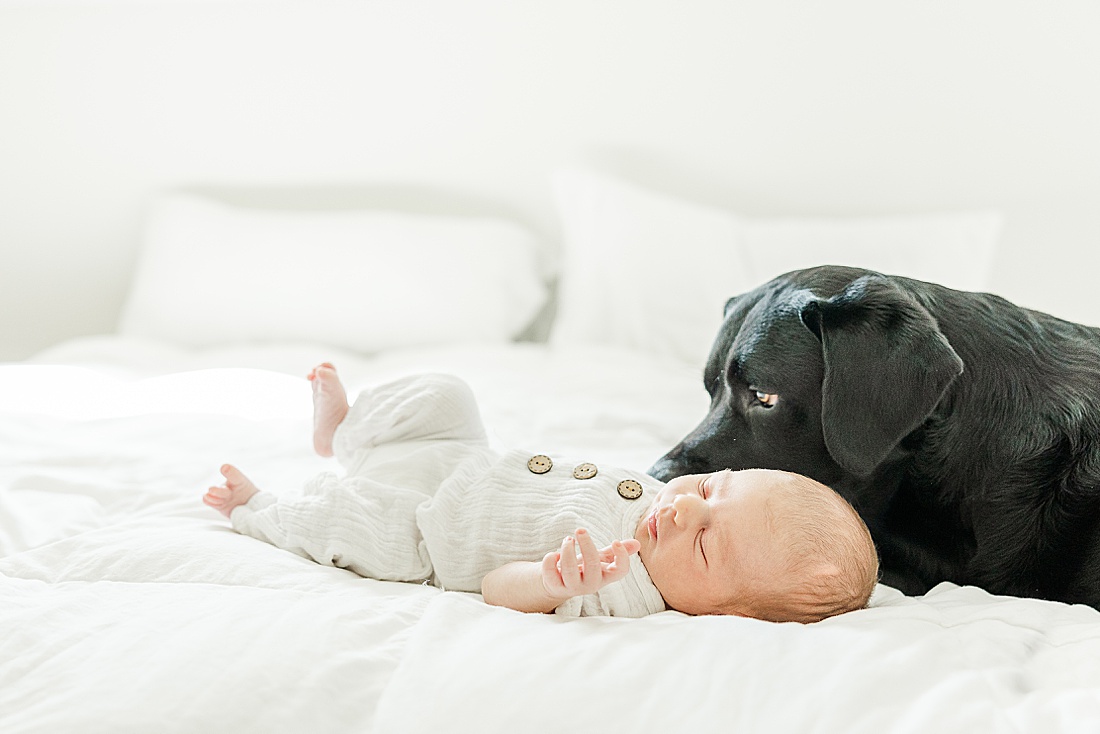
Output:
top-left (308, 362), bottom-right (336, 381)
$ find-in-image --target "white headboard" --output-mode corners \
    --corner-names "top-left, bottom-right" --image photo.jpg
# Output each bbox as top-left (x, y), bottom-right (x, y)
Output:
top-left (2, 0), bottom-right (1098, 359)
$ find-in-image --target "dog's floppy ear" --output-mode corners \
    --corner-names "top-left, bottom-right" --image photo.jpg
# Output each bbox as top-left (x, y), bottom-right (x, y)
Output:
top-left (799, 275), bottom-right (964, 477)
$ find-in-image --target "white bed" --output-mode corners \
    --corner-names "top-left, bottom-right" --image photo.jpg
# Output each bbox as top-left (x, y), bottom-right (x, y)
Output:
top-left (4, 169), bottom-right (1100, 734)
top-left (5, 2), bottom-right (1100, 730)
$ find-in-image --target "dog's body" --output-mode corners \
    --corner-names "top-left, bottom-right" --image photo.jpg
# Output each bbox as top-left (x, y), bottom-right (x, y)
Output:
top-left (650, 265), bottom-right (1100, 607)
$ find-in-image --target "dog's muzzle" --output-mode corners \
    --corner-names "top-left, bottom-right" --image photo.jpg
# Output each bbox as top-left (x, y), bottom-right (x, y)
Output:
top-left (647, 451), bottom-right (711, 481)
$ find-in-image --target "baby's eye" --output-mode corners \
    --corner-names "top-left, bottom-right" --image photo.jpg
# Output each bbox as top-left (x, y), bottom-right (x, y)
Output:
top-left (753, 390), bottom-right (778, 408)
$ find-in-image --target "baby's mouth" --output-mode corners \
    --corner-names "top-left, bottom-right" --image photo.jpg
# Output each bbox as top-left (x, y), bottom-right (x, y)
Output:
top-left (648, 511), bottom-right (658, 541)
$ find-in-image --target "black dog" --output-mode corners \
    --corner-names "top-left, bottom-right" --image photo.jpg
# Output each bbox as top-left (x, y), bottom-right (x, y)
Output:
top-left (650, 265), bottom-right (1100, 608)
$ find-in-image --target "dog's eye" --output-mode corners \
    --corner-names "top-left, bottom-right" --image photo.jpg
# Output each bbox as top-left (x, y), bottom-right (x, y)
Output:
top-left (753, 390), bottom-right (778, 408)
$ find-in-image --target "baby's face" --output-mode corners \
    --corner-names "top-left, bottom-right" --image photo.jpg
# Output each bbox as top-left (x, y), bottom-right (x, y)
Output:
top-left (635, 468), bottom-right (788, 615)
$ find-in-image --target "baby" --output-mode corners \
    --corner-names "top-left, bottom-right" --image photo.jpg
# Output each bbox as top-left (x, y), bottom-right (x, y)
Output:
top-left (204, 365), bottom-right (879, 622)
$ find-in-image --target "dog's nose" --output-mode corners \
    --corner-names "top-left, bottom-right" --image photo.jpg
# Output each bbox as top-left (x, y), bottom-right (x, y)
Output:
top-left (648, 453), bottom-right (708, 481)
top-left (648, 457), bottom-right (676, 481)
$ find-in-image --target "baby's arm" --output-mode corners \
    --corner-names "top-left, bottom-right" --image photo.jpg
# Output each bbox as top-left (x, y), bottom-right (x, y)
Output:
top-left (481, 528), bottom-right (640, 613)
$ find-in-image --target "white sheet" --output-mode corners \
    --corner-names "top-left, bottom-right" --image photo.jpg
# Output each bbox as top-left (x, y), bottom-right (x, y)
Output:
top-left (3, 338), bottom-right (1099, 733)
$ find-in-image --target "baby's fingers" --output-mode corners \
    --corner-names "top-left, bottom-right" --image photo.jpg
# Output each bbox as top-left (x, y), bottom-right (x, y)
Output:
top-left (203, 485), bottom-right (229, 506)
top-left (558, 536), bottom-right (581, 588)
top-left (604, 540), bottom-right (635, 581)
top-left (541, 550), bottom-right (566, 595)
top-left (599, 538), bottom-right (641, 563)
top-left (206, 484), bottom-right (230, 499)
top-left (574, 529), bottom-right (601, 580)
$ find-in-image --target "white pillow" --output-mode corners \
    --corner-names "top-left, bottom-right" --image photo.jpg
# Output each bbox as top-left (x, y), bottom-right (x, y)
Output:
top-left (119, 195), bottom-right (549, 352)
top-left (551, 168), bottom-right (1001, 366)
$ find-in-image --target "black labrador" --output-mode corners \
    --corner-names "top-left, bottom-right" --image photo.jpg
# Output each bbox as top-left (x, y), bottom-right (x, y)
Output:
top-left (650, 265), bottom-right (1100, 608)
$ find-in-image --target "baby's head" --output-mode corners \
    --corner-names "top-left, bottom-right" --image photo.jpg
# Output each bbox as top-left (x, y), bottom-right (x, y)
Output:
top-left (635, 468), bottom-right (878, 623)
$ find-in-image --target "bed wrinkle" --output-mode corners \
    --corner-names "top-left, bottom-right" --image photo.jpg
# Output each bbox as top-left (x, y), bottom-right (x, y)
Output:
top-left (3, 572), bottom-right (442, 609)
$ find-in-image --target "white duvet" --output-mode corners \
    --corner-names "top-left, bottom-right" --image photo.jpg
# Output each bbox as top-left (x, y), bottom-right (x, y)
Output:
top-left (2, 338), bottom-right (1099, 733)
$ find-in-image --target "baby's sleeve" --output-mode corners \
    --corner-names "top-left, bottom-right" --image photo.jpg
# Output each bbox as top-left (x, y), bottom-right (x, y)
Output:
top-left (553, 590), bottom-right (650, 618)
top-left (229, 475), bottom-right (432, 582)
top-left (553, 594), bottom-right (605, 618)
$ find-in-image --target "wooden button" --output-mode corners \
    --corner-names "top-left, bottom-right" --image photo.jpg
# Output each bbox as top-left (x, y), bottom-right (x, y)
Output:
top-left (616, 479), bottom-right (643, 500)
top-left (527, 455), bottom-right (553, 474)
top-left (572, 462), bottom-right (598, 480)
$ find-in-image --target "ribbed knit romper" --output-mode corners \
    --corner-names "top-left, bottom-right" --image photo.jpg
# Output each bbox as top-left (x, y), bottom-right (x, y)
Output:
top-left (231, 373), bottom-right (666, 617)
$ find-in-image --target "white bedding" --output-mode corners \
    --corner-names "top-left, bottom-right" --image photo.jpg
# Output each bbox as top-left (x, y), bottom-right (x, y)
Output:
top-left (3, 338), bottom-right (1100, 733)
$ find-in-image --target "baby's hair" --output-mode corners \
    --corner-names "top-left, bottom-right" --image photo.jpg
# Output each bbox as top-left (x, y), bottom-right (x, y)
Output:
top-left (728, 472), bottom-right (879, 623)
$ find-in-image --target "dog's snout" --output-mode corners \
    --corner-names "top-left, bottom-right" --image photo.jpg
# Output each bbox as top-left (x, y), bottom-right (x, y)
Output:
top-left (648, 450), bottom-right (711, 481)
top-left (648, 456), bottom-right (677, 481)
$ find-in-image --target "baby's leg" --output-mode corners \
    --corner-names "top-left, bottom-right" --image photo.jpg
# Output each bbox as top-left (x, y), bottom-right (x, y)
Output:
top-left (335, 373), bottom-right (487, 454)
top-left (309, 362), bottom-right (349, 457)
top-left (329, 372), bottom-right (491, 491)
top-left (203, 464), bottom-right (260, 517)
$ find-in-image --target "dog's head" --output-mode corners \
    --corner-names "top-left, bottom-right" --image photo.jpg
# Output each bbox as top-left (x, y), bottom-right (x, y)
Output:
top-left (650, 266), bottom-right (964, 494)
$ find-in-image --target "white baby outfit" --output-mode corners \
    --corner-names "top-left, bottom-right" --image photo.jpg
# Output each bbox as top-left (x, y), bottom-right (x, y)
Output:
top-left (231, 373), bottom-right (667, 618)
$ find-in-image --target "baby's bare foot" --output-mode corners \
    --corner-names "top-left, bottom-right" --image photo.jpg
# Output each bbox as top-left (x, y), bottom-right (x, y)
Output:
top-left (308, 362), bottom-right (349, 457)
top-left (203, 464), bottom-right (260, 517)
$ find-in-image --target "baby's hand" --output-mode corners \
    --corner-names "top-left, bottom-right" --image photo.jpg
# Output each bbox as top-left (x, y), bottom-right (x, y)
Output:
top-left (202, 464), bottom-right (260, 518)
top-left (540, 528), bottom-right (641, 601)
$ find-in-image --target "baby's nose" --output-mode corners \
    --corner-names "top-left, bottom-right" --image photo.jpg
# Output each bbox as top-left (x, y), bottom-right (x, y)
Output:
top-left (671, 494), bottom-right (709, 528)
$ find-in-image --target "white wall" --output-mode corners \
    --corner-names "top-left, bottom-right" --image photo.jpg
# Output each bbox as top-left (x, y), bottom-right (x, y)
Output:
top-left (2, 0), bottom-right (1099, 360)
